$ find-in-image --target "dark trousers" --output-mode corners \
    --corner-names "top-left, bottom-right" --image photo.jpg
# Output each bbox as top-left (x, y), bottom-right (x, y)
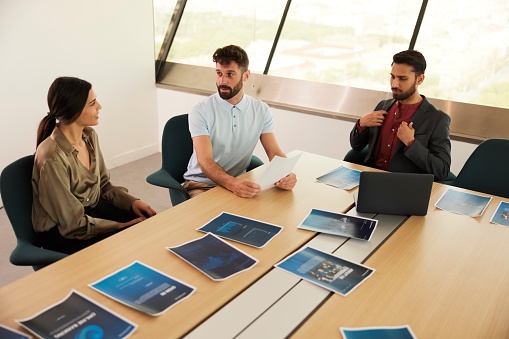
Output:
top-left (38, 200), bottom-right (137, 255)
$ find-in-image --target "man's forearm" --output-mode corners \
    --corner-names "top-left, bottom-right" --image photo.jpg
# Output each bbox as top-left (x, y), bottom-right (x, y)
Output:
top-left (198, 158), bottom-right (236, 190)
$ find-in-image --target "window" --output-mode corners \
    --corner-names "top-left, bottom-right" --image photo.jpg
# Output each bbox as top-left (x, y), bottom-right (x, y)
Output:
top-left (154, 0), bottom-right (509, 110)
top-left (268, 0), bottom-right (422, 92)
top-left (163, 0), bottom-right (287, 73)
top-left (154, 0), bottom-right (178, 59)
top-left (416, 0), bottom-right (509, 108)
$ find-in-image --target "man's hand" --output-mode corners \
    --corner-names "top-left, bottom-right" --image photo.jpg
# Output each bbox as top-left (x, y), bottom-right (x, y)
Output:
top-left (359, 110), bottom-right (388, 128)
top-left (228, 179), bottom-right (261, 198)
top-left (275, 173), bottom-right (297, 190)
top-left (397, 121), bottom-right (415, 146)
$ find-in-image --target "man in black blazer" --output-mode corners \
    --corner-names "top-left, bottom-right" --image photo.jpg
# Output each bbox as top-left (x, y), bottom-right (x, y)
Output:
top-left (350, 50), bottom-right (451, 181)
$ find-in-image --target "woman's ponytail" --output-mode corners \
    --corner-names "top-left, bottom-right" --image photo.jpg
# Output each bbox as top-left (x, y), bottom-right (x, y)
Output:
top-left (36, 113), bottom-right (57, 148)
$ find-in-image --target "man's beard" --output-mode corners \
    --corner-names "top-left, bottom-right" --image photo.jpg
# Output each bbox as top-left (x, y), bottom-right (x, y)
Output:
top-left (217, 78), bottom-right (243, 100)
top-left (392, 80), bottom-right (417, 101)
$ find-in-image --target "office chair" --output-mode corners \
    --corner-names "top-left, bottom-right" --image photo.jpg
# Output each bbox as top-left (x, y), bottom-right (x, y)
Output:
top-left (343, 146), bottom-right (368, 165)
top-left (343, 145), bottom-right (456, 184)
top-left (450, 138), bottom-right (509, 198)
top-left (147, 114), bottom-right (264, 206)
top-left (0, 155), bottom-right (68, 271)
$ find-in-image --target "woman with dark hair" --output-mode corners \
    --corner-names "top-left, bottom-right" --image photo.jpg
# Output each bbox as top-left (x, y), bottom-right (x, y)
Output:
top-left (32, 76), bottom-right (156, 254)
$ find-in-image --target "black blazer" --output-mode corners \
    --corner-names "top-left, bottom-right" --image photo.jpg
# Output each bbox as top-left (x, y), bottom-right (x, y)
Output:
top-left (350, 96), bottom-right (451, 181)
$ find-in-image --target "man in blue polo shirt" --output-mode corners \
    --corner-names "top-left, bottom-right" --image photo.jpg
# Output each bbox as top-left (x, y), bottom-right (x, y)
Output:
top-left (183, 45), bottom-right (297, 198)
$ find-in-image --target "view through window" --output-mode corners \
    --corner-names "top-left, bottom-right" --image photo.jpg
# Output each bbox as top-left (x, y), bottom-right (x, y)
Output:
top-left (153, 0), bottom-right (509, 109)
top-left (157, 0), bottom-right (287, 73)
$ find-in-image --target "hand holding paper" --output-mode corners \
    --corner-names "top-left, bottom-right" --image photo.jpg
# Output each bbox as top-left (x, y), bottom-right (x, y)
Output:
top-left (256, 153), bottom-right (302, 190)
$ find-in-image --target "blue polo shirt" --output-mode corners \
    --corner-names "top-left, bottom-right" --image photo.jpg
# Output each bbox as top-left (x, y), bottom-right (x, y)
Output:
top-left (184, 92), bottom-right (274, 185)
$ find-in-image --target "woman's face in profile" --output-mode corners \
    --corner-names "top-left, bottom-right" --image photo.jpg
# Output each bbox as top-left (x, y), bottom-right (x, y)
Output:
top-left (75, 88), bottom-right (102, 127)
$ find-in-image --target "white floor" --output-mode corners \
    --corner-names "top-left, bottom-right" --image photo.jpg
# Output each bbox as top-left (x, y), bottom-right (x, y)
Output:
top-left (0, 153), bottom-right (172, 288)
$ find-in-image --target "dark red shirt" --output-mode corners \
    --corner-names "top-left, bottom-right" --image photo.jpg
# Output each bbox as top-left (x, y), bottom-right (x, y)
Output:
top-left (373, 100), bottom-right (422, 170)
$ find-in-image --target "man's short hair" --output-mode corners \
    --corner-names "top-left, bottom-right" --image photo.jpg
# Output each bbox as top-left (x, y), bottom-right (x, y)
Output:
top-left (392, 50), bottom-right (426, 75)
top-left (213, 45), bottom-right (249, 72)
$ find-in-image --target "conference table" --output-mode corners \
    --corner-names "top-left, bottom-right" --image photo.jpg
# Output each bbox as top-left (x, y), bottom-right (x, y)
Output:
top-left (1, 151), bottom-right (508, 338)
top-left (0, 151), bottom-right (358, 338)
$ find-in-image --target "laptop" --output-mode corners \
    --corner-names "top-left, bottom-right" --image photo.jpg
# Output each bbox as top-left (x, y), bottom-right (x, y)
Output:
top-left (356, 172), bottom-right (434, 216)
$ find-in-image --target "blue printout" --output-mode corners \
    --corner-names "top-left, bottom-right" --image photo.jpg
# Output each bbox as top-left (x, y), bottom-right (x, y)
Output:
top-left (89, 261), bottom-right (196, 316)
top-left (317, 167), bottom-right (361, 190)
top-left (275, 247), bottom-right (374, 296)
top-left (198, 212), bottom-right (283, 248)
top-left (168, 233), bottom-right (258, 281)
top-left (490, 201), bottom-right (509, 226)
top-left (17, 290), bottom-right (137, 339)
top-left (298, 209), bottom-right (377, 241)
top-left (435, 188), bottom-right (491, 217)
top-left (0, 324), bottom-right (30, 339)
top-left (340, 325), bottom-right (416, 339)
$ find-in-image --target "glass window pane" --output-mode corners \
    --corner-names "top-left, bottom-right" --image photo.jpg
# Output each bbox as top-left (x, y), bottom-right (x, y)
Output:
top-left (166, 0), bottom-right (288, 73)
top-left (269, 0), bottom-right (422, 92)
top-left (416, 0), bottom-right (509, 109)
top-left (154, 0), bottom-right (179, 59)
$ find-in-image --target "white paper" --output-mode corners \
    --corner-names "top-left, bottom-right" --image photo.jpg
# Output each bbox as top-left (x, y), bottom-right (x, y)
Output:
top-left (256, 153), bottom-right (302, 190)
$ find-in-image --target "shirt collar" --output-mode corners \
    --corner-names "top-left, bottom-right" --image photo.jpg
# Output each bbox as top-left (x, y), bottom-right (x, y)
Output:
top-left (51, 126), bottom-right (94, 155)
top-left (214, 92), bottom-right (247, 112)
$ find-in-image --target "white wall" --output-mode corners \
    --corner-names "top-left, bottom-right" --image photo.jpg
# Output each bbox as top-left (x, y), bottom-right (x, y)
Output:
top-left (157, 88), bottom-right (476, 176)
top-left (0, 0), bottom-right (159, 176)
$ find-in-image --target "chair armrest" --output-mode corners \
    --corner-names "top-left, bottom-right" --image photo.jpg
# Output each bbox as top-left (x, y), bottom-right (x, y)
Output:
top-left (146, 169), bottom-right (188, 195)
top-left (438, 171), bottom-right (457, 185)
top-left (10, 240), bottom-right (68, 267)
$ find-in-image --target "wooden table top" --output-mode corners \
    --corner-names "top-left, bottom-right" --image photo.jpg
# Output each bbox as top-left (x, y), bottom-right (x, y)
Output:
top-left (0, 151), bottom-right (365, 338)
top-left (292, 184), bottom-right (509, 338)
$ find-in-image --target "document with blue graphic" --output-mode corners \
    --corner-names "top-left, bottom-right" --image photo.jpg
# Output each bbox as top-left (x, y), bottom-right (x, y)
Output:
top-left (0, 324), bottom-right (30, 339)
top-left (168, 233), bottom-right (258, 281)
top-left (317, 166), bottom-right (361, 190)
top-left (340, 325), bottom-right (416, 339)
top-left (197, 212), bottom-right (283, 248)
top-left (297, 208), bottom-right (377, 241)
top-left (490, 201), bottom-right (509, 226)
top-left (17, 290), bottom-right (136, 339)
top-left (89, 261), bottom-right (195, 316)
top-left (275, 247), bottom-right (374, 296)
top-left (435, 188), bottom-right (491, 217)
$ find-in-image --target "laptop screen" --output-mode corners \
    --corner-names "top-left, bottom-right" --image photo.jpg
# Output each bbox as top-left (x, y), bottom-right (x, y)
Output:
top-left (356, 172), bottom-right (434, 216)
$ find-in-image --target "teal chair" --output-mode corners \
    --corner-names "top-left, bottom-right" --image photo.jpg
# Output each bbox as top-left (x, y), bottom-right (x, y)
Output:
top-left (1, 155), bottom-right (67, 271)
top-left (343, 145), bottom-right (456, 184)
top-left (147, 114), bottom-right (264, 206)
top-left (343, 146), bottom-right (368, 165)
top-left (450, 138), bottom-right (509, 198)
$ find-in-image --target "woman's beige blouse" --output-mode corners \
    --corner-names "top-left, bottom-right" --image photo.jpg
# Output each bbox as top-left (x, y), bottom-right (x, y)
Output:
top-left (32, 126), bottom-right (137, 240)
